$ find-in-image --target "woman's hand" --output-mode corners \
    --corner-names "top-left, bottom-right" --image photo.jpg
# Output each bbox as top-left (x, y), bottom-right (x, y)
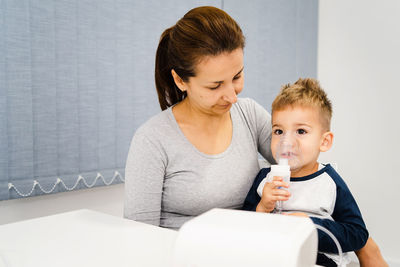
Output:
top-left (256, 176), bottom-right (290, 213)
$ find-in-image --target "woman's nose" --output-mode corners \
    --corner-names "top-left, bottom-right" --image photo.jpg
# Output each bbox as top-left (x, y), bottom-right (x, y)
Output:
top-left (222, 84), bottom-right (238, 103)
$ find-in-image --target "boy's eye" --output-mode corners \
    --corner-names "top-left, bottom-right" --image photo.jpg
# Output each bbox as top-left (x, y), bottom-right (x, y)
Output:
top-left (274, 129), bottom-right (283, 135)
top-left (233, 75), bottom-right (241, 80)
top-left (297, 129), bottom-right (307, 135)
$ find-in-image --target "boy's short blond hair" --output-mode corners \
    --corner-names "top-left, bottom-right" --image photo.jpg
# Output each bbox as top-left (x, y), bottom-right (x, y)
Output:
top-left (272, 78), bottom-right (332, 131)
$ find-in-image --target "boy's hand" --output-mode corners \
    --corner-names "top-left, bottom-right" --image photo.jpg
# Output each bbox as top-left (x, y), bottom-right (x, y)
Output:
top-left (256, 176), bottom-right (290, 213)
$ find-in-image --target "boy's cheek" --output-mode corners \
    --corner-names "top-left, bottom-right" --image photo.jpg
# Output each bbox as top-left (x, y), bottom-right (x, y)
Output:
top-left (270, 142), bottom-right (278, 160)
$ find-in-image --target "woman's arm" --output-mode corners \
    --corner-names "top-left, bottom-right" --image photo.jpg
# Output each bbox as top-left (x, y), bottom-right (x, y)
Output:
top-left (238, 98), bottom-right (274, 163)
top-left (124, 130), bottom-right (166, 226)
top-left (356, 237), bottom-right (388, 267)
top-left (253, 100), bottom-right (274, 163)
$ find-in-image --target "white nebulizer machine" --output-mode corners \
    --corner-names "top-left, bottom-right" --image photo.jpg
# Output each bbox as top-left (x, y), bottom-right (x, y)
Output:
top-left (173, 208), bottom-right (319, 267)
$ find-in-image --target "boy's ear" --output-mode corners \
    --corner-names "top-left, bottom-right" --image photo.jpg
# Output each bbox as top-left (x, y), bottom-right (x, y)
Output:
top-left (320, 131), bottom-right (334, 152)
top-left (171, 69), bottom-right (187, 92)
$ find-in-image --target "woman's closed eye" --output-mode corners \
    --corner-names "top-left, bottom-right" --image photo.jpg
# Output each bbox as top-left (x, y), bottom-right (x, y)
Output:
top-left (208, 75), bottom-right (242, 90)
top-left (207, 82), bottom-right (222, 90)
top-left (208, 85), bottom-right (220, 90)
top-left (233, 75), bottom-right (241, 80)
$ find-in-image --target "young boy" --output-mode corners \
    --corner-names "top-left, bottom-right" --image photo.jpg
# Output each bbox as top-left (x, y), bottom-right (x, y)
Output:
top-left (243, 78), bottom-right (368, 267)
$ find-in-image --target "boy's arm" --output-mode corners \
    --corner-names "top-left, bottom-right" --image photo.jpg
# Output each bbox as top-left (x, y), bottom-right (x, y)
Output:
top-left (356, 237), bottom-right (388, 267)
top-left (310, 169), bottom-right (369, 253)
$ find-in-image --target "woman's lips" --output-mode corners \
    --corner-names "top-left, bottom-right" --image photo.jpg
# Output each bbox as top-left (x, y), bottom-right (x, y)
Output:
top-left (218, 103), bottom-right (231, 109)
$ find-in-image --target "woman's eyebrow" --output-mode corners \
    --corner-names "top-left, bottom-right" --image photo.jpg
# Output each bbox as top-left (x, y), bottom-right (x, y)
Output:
top-left (209, 67), bottom-right (244, 84)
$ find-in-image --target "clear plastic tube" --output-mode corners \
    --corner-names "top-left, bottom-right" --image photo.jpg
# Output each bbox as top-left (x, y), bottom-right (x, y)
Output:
top-left (314, 224), bottom-right (343, 266)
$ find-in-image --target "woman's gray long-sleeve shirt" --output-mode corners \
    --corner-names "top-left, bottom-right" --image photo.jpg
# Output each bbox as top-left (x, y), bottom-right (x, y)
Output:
top-left (124, 98), bottom-right (273, 229)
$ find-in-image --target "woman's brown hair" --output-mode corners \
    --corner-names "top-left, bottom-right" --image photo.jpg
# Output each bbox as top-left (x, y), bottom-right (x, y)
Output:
top-left (155, 6), bottom-right (245, 110)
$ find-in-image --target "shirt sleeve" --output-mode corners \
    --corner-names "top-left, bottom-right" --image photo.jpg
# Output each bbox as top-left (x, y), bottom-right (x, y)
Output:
top-left (310, 169), bottom-right (369, 253)
top-left (123, 129), bottom-right (167, 227)
top-left (235, 98), bottom-right (274, 164)
top-left (242, 168), bottom-right (270, 211)
top-left (251, 99), bottom-right (275, 164)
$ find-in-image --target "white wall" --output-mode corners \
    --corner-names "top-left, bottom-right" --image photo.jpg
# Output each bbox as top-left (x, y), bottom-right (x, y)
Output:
top-left (318, 0), bottom-right (400, 265)
top-left (0, 184), bottom-right (124, 225)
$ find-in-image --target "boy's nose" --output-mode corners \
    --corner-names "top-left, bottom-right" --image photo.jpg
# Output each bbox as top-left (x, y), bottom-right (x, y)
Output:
top-left (281, 134), bottom-right (296, 147)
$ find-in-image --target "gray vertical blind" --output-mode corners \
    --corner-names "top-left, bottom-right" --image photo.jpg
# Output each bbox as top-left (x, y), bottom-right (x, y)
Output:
top-left (225, 0), bottom-right (318, 112)
top-left (0, 0), bottom-right (317, 200)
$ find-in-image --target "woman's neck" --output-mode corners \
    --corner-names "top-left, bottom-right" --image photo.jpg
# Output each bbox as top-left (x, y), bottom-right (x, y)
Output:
top-left (171, 99), bottom-right (233, 155)
top-left (174, 98), bottom-right (231, 131)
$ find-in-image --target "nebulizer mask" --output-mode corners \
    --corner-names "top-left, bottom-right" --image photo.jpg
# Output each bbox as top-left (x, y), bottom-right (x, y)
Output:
top-left (275, 131), bottom-right (302, 171)
top-left (257, 131), bottom-right (302, 214)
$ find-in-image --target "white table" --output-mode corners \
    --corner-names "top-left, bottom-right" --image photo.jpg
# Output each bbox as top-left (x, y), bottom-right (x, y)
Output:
top-left (0, 209), bottom-right (178, 267)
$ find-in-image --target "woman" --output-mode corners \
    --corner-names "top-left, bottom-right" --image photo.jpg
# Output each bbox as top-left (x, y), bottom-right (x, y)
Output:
top-left (124, 6), bottom-right (387, 267)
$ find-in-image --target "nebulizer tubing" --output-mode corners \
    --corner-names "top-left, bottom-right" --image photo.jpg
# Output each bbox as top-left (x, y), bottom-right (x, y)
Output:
top-left (315, 224), bottom-right (344, 266)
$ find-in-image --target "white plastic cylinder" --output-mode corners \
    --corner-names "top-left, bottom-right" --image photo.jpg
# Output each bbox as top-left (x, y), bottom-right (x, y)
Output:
top-left (257, 163), bottom-right (291, 197)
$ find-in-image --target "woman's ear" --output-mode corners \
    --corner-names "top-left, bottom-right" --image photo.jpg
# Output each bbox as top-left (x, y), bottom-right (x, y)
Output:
top-left (320, 131), bottom-right (334, 152)
top-left (171, 69), bottom-right (186, 92)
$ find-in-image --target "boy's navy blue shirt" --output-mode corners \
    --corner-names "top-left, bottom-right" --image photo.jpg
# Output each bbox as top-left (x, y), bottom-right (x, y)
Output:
top-left (242, 164), bottom-right (369, 254)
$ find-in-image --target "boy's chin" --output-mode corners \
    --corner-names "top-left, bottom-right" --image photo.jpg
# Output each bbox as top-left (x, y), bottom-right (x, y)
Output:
top-left (289, 165), bottom-right (302, 172)
top-left (288, 159), bottom-right (302, 171)
top-left (288, 160), bottom-right (306, 172)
